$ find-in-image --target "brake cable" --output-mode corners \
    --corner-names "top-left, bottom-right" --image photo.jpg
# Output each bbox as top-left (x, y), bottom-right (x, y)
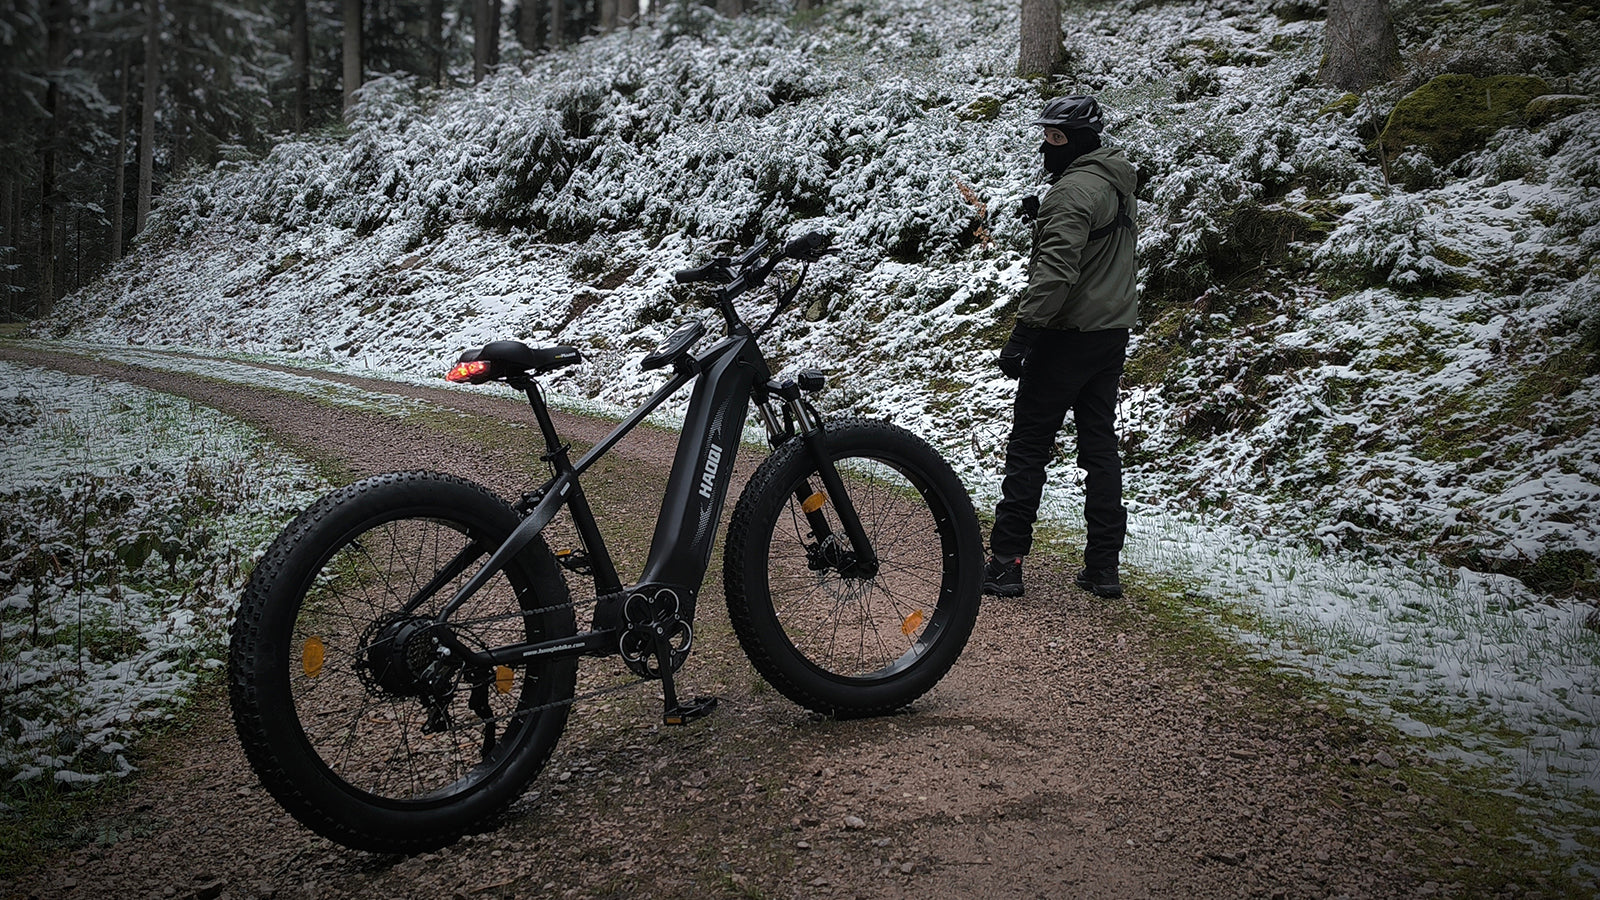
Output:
top-left (753, 262), bottom-right (809, 337)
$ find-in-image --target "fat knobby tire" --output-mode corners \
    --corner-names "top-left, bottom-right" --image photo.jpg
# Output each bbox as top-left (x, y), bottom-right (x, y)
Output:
top-left (227, 471), bottom-right (576, 853)
top-left (724, 419), bottom-right (982, 717)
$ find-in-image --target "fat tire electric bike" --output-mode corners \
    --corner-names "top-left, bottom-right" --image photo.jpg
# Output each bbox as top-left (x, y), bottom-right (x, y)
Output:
top-left (227, 233), bottom-right (983, 853)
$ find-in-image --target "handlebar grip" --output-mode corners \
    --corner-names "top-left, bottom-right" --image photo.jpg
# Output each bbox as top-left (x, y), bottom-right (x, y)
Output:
top-left (674, 258), bottom-right (733, 284)
top-left (783, 231), bottom-right (833, 261)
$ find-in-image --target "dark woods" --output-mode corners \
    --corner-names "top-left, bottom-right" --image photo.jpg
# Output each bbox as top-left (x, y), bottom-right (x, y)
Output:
top-left (0, 0), bottom-right (704, 321)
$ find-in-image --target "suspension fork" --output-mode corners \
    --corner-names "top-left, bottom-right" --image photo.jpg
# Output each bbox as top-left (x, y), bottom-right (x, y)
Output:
top-left (757, 380), bottom-right (879, 578)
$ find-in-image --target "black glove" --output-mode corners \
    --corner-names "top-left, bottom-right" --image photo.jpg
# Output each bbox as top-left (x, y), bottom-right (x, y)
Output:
top-left (996, 323), bottom-right (1040, 379)
top-left (1019, 195), bottom-right (1040, 220)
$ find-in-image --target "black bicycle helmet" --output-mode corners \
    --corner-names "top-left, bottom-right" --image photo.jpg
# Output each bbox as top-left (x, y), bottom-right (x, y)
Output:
top-left (1031, 95), bottom-right (1105, 133)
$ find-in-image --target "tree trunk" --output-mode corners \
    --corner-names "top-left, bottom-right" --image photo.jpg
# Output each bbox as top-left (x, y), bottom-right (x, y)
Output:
top-left (40, 0), bottom-right (65, 316)
top-left (1, 176), bottom-right (13, 320)
top-left (473, 0), bottom-right (489, 81)
top-left (137, 0), bottom-right (159, 236)
top-left (490, 0), bottom-right (501, 66)
top-left (1321, 0), bottom-right (1399, 91)
top-left (428, 0), bottom-right (445, 83)
top-left (342, 0), bottom-right (362, 113)
top-left (111, 47), bottom-right (130, 263)
top-left (599, 0), bottom-right (616, 32)
top-left (291, 0), bottom-right (310, 130)
top-left (616, 0), bottom-right (637, 27)
top-left (1017, 0), bottom-right (1061, 78)
top-left (515, 0), bottom-right (542, 50)
top-left (716, 0), bottom-right (741, 17)
top-left (548, 0), bottom-right (564, 48)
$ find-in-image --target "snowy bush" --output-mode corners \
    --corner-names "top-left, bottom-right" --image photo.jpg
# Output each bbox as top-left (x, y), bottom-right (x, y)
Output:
top-left (0, 367), bottom-right (320, 784)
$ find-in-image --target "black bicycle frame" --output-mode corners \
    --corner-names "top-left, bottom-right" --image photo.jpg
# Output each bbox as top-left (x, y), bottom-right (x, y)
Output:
top-left (432, 330), bottom-right (773, 669)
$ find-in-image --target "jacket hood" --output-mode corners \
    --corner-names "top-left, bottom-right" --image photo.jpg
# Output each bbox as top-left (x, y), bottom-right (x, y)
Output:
top-left (1066, 146), bottom-right (1137, 196)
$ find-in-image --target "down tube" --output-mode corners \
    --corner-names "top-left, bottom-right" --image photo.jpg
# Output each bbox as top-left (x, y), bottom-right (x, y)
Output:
top-left (635, 337), bottom-right (762, 594)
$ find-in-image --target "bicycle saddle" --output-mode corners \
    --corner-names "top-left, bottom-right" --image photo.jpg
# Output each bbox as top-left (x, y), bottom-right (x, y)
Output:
top-left (450, 341), bottom-right (582, 383)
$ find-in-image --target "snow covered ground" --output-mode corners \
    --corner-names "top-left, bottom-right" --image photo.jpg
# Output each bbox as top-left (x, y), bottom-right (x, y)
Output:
top-left (0, 362), bottom-right (321, 784)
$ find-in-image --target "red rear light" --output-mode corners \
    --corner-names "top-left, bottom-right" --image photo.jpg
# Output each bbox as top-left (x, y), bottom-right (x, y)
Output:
top-left (446, 360), bottom-right (491, 383)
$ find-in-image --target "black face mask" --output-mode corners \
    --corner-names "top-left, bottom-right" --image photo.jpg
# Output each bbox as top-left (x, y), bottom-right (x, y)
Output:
top-left (1039, 130), bottom-right (1102, 177)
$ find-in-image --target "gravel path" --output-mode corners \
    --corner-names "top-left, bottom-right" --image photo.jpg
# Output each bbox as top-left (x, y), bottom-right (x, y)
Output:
top-left (1, 346), bottom-right (1463, 899)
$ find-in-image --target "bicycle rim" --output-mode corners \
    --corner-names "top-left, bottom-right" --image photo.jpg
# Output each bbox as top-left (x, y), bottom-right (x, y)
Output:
top-left (764, 452), bottom-right (958, 682)
top-left (288, 512), bottom-right (558, 805)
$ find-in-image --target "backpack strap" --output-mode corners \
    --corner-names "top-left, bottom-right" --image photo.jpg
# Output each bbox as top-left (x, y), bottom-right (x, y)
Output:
top-left (1087, 191), bottom-right (1133, 243)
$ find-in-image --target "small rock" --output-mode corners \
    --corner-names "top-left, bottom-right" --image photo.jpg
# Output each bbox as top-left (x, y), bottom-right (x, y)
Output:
top-left (843, 815), bottom-right (867, 830)
top-left (1206, 849), bottom-right (1246, 866)
top-left (1227, 749), bottom-right (1258, 761)
top-left (796, 841), bottom-right (811, 850)
top-left (1374, 750), bottom-right (1399, 768)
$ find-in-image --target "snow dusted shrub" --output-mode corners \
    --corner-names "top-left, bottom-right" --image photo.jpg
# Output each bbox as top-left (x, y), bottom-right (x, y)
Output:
top-left (0, 369), bottom-right (320, 785)
top-left (1390, 149), bottom-right (1444, 191)
top-left (1313, 193), bottom-right (1458, 290)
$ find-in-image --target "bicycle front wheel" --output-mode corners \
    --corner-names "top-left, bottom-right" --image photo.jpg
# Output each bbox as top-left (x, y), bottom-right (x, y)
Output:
top-left (725, 419), bottom-right (982, 717)
top-left (228, 471), bottom-right (577, 852)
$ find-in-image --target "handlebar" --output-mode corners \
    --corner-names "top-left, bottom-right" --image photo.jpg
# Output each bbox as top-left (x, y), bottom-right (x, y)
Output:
top-left (672, 232), bottom-right (832, 285)
top-left (669, 230), bottom-right (834, 336)
top-left (673, 258), bottom-right (734, 285)
top-left (783, 231), bottom-right (832, 261)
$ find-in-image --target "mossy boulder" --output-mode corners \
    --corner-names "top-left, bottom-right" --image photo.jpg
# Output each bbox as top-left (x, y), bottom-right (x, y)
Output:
top-left (1524, 93), bottom-right (1594, 127)
top-left (1376, 74), bottom-right (1550, 164)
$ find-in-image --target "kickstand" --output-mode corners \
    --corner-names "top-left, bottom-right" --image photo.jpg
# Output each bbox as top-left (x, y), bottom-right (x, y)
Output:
top-left (654, 630), bottom-right (717, 726)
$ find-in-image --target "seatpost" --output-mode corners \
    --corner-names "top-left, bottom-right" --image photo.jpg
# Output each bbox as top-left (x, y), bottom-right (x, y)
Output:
top-left (510, 376), bottom-right (568, 463)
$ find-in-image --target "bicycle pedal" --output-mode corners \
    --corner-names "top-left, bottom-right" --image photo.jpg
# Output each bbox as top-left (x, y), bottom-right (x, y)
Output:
top-left (554, 548), bottom-right (593, 574)
top-left (663, 696), bottom-right (718, 726)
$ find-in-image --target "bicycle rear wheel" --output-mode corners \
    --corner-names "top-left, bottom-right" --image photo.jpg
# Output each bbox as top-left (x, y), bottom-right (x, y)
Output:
top-left (725, 419), bottom-right (982, 717)
top-left (229, 471), bottom-right (576, 852)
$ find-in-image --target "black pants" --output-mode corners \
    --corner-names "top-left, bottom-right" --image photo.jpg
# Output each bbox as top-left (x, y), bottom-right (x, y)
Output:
top-left (991, 327), bottom-right (1128, 573)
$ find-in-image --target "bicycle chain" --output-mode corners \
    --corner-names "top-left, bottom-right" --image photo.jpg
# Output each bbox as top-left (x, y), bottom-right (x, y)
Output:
top-left (442, 593), bottom-right (657, 721)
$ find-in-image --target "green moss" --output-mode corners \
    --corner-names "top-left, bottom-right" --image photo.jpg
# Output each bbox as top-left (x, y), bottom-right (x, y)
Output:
top-left (958, 96), bottom-right (1004, 122)
top-left (1319, 93), bottom-right (1360, 118)
top-left (1376, 74), bottom-right (1552, 164)
top-left (1525, 93), bottom-right (1595, 127)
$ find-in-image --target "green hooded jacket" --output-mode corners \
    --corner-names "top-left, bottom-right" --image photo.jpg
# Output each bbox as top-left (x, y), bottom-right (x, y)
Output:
top-left (1020, 146), bottom-right (1139, 332)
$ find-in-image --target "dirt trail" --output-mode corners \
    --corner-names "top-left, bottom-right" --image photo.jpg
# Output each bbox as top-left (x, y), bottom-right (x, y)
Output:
top-left (2, 345), bottom-right (1455, 899)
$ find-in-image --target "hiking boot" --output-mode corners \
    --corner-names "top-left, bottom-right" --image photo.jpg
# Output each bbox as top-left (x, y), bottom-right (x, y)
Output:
top-left (1074, 568), bottom-right (1123, 599)
top-left (982, 556), bottom-right (1024, 597)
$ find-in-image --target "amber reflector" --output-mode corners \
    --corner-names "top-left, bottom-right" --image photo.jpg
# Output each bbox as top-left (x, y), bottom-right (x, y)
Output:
top-left (446, 360), bottom-right (490, 383)
top-left (801, 492), bottom-right (828, 514)
top-left (900, 610), bottom-right (925, 636)
top-left (302, 636), bottom-right (325, 678)
top-left (495, 666), bottom-right (514, 694)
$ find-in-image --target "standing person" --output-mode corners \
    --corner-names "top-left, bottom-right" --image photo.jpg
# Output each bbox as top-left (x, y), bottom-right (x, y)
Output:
top-left (983, 95), bottom-right (1139, 600)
